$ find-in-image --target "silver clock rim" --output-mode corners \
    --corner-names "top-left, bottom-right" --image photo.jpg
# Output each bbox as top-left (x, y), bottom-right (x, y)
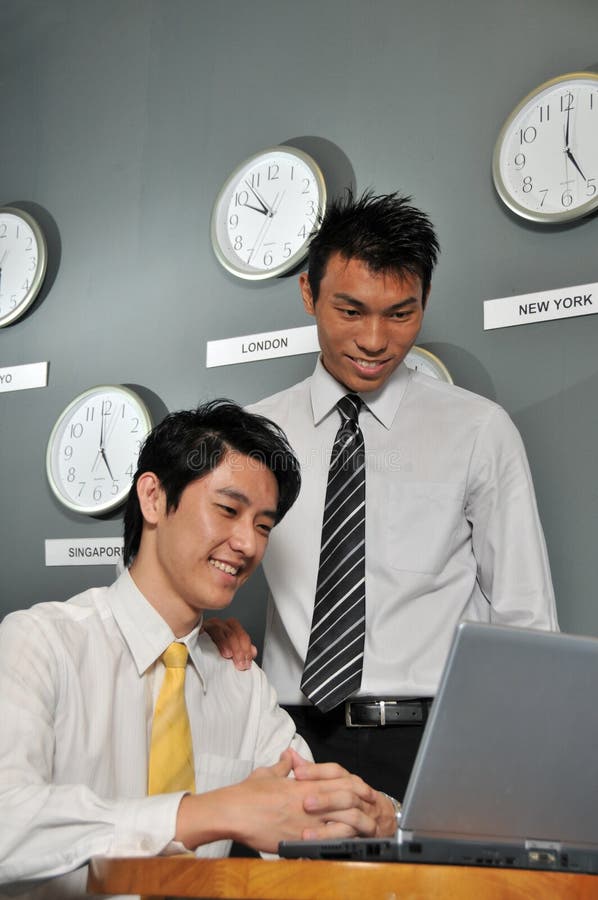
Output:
top-left (46, 384), bottom-right (153, 516)
top-left (405, 345), bottom-right (453, 384)
top-left (210, 144), bottom-right (327, 280)
top-left (0, 206), bottom-right (48, 327)
top-left (492, 71), bottom-right (598, 224)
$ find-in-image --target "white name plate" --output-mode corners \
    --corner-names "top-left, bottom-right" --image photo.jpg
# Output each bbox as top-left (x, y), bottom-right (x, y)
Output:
top-left (0, 361), bottom-right (48, 393)
top-left (45, 537), bottom-right (124, 567)
top-left (484, 282), bottom-right (597, 331)
top-left (206, 325), bottom-right (319, 368)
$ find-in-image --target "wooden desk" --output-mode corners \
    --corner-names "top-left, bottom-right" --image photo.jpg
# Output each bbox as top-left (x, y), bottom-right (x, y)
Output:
top-left (88, 855), bottom-right (598, 899)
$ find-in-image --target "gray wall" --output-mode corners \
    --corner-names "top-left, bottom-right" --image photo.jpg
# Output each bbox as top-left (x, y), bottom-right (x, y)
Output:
top-left (1, 0), bottom-right (597, 645)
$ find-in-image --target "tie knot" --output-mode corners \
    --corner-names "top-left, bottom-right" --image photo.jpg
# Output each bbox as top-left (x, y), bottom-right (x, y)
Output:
top-left (162, 642), bottom-right (189, 668)
top-left (337, 393), bottom-right (361, 425)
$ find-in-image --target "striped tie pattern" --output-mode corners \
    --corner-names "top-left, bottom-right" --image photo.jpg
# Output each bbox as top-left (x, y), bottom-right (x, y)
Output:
top-left (148, 642), bottom-right (196, 795)
top-left (301, 393), bottom-right (366, 712)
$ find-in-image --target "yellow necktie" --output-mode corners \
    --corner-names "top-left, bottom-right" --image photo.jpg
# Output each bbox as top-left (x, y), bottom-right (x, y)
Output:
top-left (148, 642), bottom-right (196, 795)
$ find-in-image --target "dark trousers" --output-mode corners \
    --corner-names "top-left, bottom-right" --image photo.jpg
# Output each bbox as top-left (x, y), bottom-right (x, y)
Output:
top-left (285, 704), bottom-right (426, 801)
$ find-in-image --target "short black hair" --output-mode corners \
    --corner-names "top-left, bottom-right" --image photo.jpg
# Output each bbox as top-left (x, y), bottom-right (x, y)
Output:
top-left (307, 189), bottom-right (440, 302)
top-left (123, 399), bottom-right (301, 566)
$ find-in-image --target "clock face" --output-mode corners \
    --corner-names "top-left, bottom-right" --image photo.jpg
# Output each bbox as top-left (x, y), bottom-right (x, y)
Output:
top-left (211, 145), bottom-right (327, 280)
top-left (493, 72), bottom-right (598, 223)
top-left (46, 385), bottom-right (153, 515)
top-left (405, 346), bottom-right (453, 383)
top-left (0, 207), bottom-right (47, 326)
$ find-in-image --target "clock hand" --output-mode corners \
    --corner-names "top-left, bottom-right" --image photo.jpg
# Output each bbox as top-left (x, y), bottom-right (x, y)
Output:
top-left (566, 147), bottom-right (587, 181)
top-left (242, 201), bottom-right (269, 216)
top-left (247, 192), bottom-right (282, 264)
top-left (564, 105), bottom-right (571, 149)
top-left (244, 180), bottom-right (274, 216)
top-left (100, 448), bottom-right (115, 481)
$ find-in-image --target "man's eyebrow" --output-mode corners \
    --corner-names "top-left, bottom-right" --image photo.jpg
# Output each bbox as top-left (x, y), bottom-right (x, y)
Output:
top-left (334, 292), bottom-right (420, 313)
top-left (216, 487), bottom-right (277, 520)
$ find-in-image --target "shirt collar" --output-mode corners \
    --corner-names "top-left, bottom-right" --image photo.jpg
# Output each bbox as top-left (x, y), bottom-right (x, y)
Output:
top-left (108, 569), bottom-right (205, 683)
top-left (309, 355), bottom-right (411, 430)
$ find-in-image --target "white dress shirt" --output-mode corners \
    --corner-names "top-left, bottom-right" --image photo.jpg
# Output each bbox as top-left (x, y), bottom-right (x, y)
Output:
top-left (249, 358), bottom-right (558, 705)
top-left (0, 570), bottom-right (309, 899)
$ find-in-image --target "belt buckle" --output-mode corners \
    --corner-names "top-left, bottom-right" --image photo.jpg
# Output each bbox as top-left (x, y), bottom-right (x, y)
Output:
top-left (345, 699), bottom-right (387, 727)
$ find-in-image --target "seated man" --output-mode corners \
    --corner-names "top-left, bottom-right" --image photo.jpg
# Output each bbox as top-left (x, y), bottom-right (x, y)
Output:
top-left (0, 400), bottom-right (396, 900)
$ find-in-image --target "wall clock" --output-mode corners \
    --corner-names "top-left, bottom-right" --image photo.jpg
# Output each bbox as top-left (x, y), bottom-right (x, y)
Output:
top-left (492, 71), bottom-right (598, 223)
top-left (405, 346), bottom-right (452, 383)
top-left (0, 206), bottom-right (47, 327)
top-left (211, 145), bottom-right (327, 280)
top-left (46, 385), bottom-right (153, 515)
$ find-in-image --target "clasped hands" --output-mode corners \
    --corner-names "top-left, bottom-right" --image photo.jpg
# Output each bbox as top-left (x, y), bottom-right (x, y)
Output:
top-left (176, 748), bottom-right (397, 854)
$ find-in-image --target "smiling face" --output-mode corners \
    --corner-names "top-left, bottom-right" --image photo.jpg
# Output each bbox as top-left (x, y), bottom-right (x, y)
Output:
top-left (301, 252), bottom-right (428, 394)
top-left (130, 451), bottom-right (278, 636)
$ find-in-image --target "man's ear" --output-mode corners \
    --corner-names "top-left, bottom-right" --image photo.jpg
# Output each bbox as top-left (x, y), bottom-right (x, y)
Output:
top-left (299, 271), bottom-right (316, 316)
top-left (136, 472), bottom-right (164, 525)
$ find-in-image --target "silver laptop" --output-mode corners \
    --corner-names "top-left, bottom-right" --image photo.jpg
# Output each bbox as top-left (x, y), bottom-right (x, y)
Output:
top-left (279, 621), bottom-right (598, 873)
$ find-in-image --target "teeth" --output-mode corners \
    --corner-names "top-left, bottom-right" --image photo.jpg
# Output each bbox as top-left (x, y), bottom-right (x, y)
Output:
top-left (355, 359), bottom-right (381, 368)
top-left (209, 559), bottom-right (238, 575)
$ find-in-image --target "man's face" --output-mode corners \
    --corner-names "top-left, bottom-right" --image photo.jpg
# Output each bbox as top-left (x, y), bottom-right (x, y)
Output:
top-left (300, 252), bottom-right (428, 393)
top-left (134, 451), bottom-right (278, 635)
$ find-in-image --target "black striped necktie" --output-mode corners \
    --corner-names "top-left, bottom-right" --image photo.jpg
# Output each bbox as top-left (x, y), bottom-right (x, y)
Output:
top-left (300, 393), bottom-right (366, 712)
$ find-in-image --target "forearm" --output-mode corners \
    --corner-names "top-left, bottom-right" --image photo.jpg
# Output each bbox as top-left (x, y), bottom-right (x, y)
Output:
top-left (0, 781), bottom-right (181, 885)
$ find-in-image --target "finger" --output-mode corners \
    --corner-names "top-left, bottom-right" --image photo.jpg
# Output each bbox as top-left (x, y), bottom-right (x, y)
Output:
top-left (302, 782), bottom-right (376, 815)
top-left (292, 760), bottom-right (349, 781)
top-left (250, 748), bottom-right (294, 781)
top-left (302, 807), bottom-right (378, 840)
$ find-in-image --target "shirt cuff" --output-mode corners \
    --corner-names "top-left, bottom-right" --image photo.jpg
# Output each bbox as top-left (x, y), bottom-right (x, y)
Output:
top-left (106, 791), bottom-right (187, 857)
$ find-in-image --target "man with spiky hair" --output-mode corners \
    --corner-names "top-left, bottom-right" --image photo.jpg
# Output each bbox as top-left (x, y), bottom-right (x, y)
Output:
top-left (207, 191), bottom-right (558, 800)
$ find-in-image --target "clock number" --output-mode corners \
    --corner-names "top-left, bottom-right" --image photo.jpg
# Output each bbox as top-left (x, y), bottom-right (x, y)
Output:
top-left (268, 164), bottom-right (279, 181)
top-left (514, 153), bottom-right (526, 170)
top-left (539, 189), bottom-right (549, 207)
top-left (130, 416), bottom-right (140, 433)
top-left (248, 172), bottom-right (261, 189)
top-left (263, 251), bottom-right (273, 267)
top-left (67, 467), bottom-right (76, 483)
top-left (93, 487), bottom-right (103, 502)
top-left (229, 213), bottom-right (238, 228)
top-left (538, 104), bottom-right (550, 123)
top-left (560, 92), bottom-right (574, 113)
top-left (591, 93), bottom-right (596, 111)
top-left (306, 199), bottom-right (316, 216)
top-left (522, 176), bottom-right (533, 194)
top-left (235, 190), bottom-right (249, 207)
top-left (111, 482), bottom-right (119, 495)
top-left (22, 279), bottom-right (30, 292)
top-left (561, 189), bottom-right (573, 208)
top-left (234, 235), bottom-right (243, 251)
top-left (297, 225), bottom-right (309, 239)
top-left (70, 423), bottom-right (84, 439)
top-left (283, 242), bottom-right (292, 258)
top-left (519, 126), bottom-right (537, 144)
top-left (77, 482), bottom-right (86, 497)
top-left (25, 236), bottom-right (33, 251)
top-left (0, 225), bottom-right (6, 238)
top-left (125, 464), bottom-right (134, 477)
top-left (9, 295), bottom-right (17, 308)
top-left (301, 178), bottom-right (310, 194)
top-left (102, 399), bottom-right (112, 415)
top-left (64, 445), bottom-right (73, 459)
top-left (587, 178), bottom-right (596, 197)
top-left (86, 406), bottom-right (95, 422)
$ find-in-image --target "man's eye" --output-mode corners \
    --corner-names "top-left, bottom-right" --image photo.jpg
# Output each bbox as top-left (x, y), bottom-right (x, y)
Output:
top-left (218, 504), bottom-right (236, 516)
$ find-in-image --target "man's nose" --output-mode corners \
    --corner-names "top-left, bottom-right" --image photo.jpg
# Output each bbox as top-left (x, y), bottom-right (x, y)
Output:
top-left (355, 317), bottom-right (388, 353)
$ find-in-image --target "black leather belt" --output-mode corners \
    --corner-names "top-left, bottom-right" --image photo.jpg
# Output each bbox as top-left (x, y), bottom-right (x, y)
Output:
top-left (344, 698), bottom-right (433, 727)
